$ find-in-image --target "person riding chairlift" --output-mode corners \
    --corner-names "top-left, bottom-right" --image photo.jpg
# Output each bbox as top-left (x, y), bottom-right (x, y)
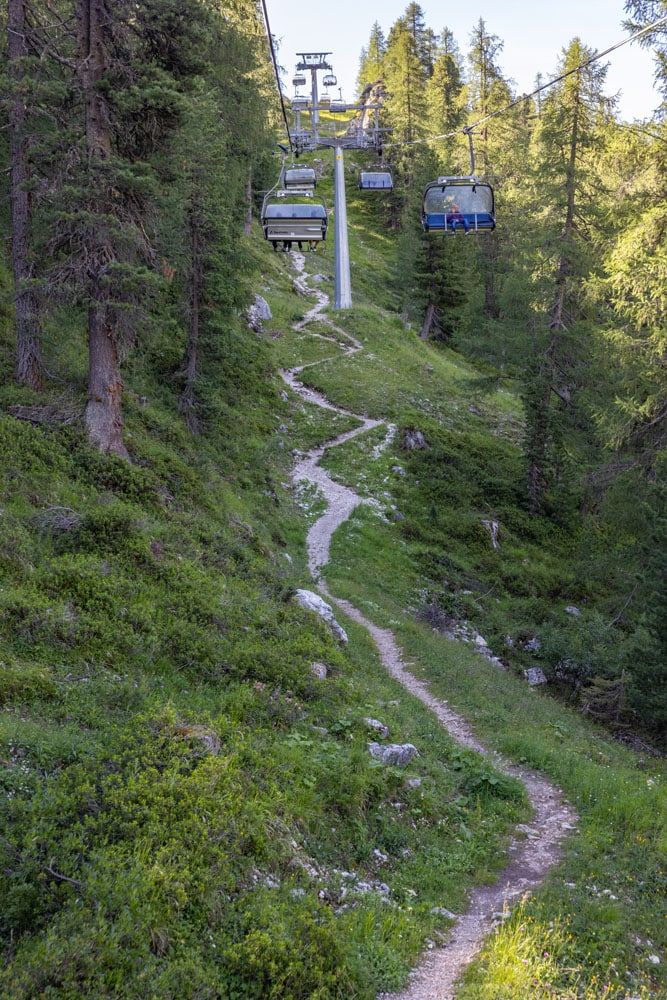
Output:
top-left (446, 200), bottom-right (470, 233)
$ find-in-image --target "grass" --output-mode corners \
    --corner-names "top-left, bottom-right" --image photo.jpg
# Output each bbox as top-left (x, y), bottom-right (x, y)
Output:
top-left (0, 212), bottom-right (530, 997)
top-left (262, 166), bottom-right (666, 997)
top-left (0, 146), bottom-right (664, 998)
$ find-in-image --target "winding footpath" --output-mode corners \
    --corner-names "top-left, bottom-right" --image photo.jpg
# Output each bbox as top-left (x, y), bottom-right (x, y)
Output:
top-left (282, 255), bottom-right (578, 1000)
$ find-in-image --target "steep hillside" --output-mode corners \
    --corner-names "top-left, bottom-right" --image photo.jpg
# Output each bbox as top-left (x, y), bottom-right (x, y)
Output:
top-left (0, 160), bottom-right (665, 1000)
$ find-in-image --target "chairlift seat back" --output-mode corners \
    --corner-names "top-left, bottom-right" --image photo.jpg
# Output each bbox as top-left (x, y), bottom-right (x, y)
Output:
top-left (359, 170), bottom-right (393, 191)
top-left (284, 167), bottom-right (317, 190)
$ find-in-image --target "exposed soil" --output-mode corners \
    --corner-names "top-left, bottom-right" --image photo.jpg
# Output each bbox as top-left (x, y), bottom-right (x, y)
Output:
top-left (282, 254), bottom-right (578, 1000)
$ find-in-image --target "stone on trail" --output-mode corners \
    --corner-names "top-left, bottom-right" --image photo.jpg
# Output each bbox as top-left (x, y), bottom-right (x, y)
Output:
top-left (368, 741), bottom-right (418, 766)
top-left (524, 667), bottom-right (548, 686)
top-left (246, 294), bottom-right (272, 332)
top-left (294, 589), bottom-right (348, 643)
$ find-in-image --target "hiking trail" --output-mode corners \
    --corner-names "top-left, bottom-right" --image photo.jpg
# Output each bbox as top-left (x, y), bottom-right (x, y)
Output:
top-left (281, 254), bottom-right (577, 1000)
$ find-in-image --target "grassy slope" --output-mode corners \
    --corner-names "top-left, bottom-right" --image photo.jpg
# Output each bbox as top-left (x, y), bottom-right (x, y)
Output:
top-left (0, 137), bottom-right (664, 997)
top-left (266, 156), bottom-right (666, 998)
top-left (0, 233), bottom-right (526, 996)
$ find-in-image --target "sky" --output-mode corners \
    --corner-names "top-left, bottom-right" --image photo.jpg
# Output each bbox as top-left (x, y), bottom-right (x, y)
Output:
top-left (268, 0), bottom-right (661, 122)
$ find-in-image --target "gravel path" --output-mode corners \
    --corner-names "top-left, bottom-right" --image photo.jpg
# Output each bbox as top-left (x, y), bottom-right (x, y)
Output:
top-left (281, 255), bottom-right (577, 1000)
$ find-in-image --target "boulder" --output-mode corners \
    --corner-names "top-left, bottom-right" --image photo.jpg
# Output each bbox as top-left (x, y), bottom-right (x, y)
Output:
top-left (294, 589), bottom-right (348, 643)
top-left (173, 724), bottom-right (221, 756)
top-left (311, 661), bottom-right (328, 680)
top-left (524, 667), bottom-right (548, 686)
top-left (481, 518), bottom-right (500, 550)
top-left (246, 294), bottom-right (272, 332)
top-left (403, 429), bottom-right (427, 450)
top-left (524, 635), bottom-right (541, 653)
top-left (364, 717), bottom-right (389, 739)
top-left (368, 742), bottom-right (418, 766)
top-left (564, 605), bottom-right (581, 617)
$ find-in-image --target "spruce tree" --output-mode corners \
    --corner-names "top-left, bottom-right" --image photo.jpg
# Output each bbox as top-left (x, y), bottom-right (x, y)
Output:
top-left (7, 0), bottom-right (43, 390)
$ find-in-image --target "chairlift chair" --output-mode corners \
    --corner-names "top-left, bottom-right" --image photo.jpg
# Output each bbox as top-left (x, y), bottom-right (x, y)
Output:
top-left (421, 129), bottom-right (495, 234)
top-left (293, 73), bottom-right (306, 88)
top-left (330, 87), bottom-right (346, 114)
top-left (283, 166), bottom-right (317, 192)
top-left (291, 94), bottom-right (309, 111)
top-left (359, 170), bottom-right (394, 191)
top-left (323, 72), bottom-right (337, 88)
top-left (261, 176), bottom-right (328, 252)
top-left (421, 177), bottom-right (495, 234)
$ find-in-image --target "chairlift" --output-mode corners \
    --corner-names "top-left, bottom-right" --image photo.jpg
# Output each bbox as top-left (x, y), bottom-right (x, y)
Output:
top-left (421, 129), bottom-right (495, 234)
top-left (293, 73), bottom-right (306, 88)
top-left (318, 92), bottom-right (331, 108)
top-left (261, 172), bottom-right (328, 252)
top-left (323, 72), bottom-right (337, 88)
top-left (283, 165), bottom-right (317, 191)
top-left (291, 94), bottom-right (309, 111)
top-left (421, 178), bottom-right (495, 233)
top-left (359, 170), bottom-right (393, 191)
top-left (330, 88), bottom-right (347, 114)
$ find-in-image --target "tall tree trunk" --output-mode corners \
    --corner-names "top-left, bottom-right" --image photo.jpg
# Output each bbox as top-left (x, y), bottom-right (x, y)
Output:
top-left (86, 302), bottom-right (127, 456)
top-left (78, 0), bottom-right (127, 456)
top-left (244, 166), bottom-right (253, 237)
top-left (180, 192), bottom-right (204, 433)
top-left (420, 302), bottom-right (436, 340)
top-left (8, 0), bottom-right (43, 390)
top-left (551, 86), bottom-right (579, 331)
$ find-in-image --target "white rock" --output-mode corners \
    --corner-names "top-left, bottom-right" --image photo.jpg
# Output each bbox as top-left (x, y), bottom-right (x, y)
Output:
top-left (565, 605), bottom-right (581, 617)
top-left (368, 742), bottom-right (418, 766)
top-left (481, 519), bottom-right (500, 550)
top-left (364, 718), bottom-right (389, 738)
top-left (648, 955), bottom-right (661, 965)
top-left (246, 294), bottom-right (272, 331)
top-left (310, 662), bottom-right (328, 680)
top-left (430, 907), bottom-right (456, 920)
top-left (294, 589), bottom-right (348, 643)
top-left (524, 667), bottom-right (548, 686)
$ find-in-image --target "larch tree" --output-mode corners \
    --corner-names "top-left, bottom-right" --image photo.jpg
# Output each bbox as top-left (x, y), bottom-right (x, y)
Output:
top-left (523, 38), bottom-right (611, 512)
top-left (356, 21), bottom-right (386, 95)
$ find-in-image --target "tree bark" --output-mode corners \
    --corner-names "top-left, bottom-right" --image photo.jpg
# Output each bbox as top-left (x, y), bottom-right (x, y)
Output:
top-left (420, 302), bottom-right (436, 340)
top-left (8, 0), bottom-right (44, 390)
top-left (86, 303), bottom-right (127, 456)
top-left (78, 0), bottom-right (127, 456)
top-left (180, 192), bottom-right (204, 433)
top-left (244, 166), bottom-right (253, 237)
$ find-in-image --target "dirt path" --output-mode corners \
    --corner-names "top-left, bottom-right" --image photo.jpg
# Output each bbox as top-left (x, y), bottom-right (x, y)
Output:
top-left (281, 255), bottom-right (577, 1000)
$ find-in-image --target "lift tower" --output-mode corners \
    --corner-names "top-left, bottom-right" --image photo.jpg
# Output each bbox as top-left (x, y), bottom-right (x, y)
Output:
top-left (295, 52), bottom-right (332, 134)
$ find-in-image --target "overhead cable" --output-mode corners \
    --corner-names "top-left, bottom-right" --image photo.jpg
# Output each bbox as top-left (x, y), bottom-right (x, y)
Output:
top-left (260, 0), bottom-right (293, 151)
top-left (383, 14), bottom-right (667, 150)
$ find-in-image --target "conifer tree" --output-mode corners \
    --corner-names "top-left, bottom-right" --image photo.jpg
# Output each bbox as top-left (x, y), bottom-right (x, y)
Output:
top-left (523, 39), bottom-right (610, 511)
top-left (7, 0), bottom-right (43, 390)
top-left (356, 22), bottom-right (386, 94)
